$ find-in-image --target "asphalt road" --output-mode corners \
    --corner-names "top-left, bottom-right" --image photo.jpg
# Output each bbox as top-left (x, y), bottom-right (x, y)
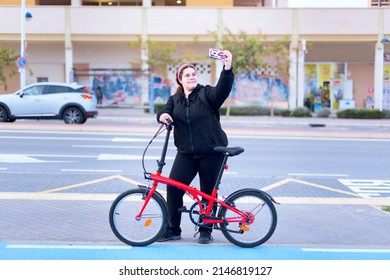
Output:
top-left (0, 111), bottom-right (389, 280)
top-left (0, 110), bottom-right (390, 263)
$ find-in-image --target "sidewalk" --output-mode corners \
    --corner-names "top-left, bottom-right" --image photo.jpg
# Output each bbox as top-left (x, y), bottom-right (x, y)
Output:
top-left (1, 107), bottom-right (389, 139)
top-left (93, 107), bottom-right (390, 139)
top-left (96, 107), bottom-right (390, 128)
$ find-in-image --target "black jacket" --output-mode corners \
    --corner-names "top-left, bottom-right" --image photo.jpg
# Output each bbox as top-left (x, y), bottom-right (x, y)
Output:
top-left (157, 68), bottom-right (234, 156)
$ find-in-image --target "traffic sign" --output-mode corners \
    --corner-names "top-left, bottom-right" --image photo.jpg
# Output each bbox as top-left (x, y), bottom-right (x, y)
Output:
top-left (16, 56), bottom-right (28, 69)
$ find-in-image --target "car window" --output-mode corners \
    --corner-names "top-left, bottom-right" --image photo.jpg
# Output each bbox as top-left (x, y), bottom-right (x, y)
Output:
top-left (46, 85), bottom-right (72, 94)
top-left (22, 85), bottom-right (45, 96)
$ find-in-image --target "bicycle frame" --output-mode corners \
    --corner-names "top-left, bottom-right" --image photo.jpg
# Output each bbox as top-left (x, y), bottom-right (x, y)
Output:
top-left (145, 173), bottom-right (251, 226)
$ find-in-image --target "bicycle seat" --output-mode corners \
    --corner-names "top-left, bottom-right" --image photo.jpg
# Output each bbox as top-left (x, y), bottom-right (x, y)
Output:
top-left (213, 146), bottom-right (244, 157)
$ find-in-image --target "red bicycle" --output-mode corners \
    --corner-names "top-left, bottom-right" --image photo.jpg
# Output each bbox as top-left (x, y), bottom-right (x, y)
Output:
top-left (109, 121), bottom-right (278, 248)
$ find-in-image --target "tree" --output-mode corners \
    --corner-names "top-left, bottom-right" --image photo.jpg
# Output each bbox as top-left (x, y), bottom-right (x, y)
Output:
top-left (0, 45), bottom-right (18, 90)
top-left (212, 28), bottom-right (290, 77)
top-left (129, 36), bottom-right (204, 78)
top-left (129, 36), bottom-right (181, 77)
top-left (210, 28), bottom-right (291, 116)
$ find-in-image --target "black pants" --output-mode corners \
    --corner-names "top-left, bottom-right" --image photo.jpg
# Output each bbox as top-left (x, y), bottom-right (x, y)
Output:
top-left (166, 152), bottom-right (225, 235)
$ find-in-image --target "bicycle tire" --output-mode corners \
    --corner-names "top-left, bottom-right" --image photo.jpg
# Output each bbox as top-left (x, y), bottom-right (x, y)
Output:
top-left (218, 189), bottom-right (277, 248)
top-left (109, 189), bottom-right (167, 247)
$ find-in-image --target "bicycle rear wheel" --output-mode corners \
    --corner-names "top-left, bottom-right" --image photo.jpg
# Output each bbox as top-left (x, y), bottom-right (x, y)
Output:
top-left (218, 189), bottom-right (277, 248)
top-left (109, 189), bottom-right (167, 247)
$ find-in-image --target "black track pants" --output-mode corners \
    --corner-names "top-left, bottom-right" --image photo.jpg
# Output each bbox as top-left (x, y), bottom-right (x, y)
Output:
top-left (166, 152), bottom-right (225, 235)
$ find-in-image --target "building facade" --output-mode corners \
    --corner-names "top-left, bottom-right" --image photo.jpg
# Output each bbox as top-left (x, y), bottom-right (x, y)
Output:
top-left (0, 0), bottom-right (389, 111)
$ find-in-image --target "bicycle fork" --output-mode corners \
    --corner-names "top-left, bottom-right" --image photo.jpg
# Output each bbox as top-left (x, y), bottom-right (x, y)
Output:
top-left (135, 182), bottom-right (159, 221)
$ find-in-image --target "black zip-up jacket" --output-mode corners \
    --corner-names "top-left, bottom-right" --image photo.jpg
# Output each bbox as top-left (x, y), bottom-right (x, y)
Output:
top-left (157, 68), bottom-right (234, 156)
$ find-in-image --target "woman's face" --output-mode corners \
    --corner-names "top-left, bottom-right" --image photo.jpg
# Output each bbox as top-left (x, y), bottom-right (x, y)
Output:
top-left (180, 67), bottom-right (198, 92)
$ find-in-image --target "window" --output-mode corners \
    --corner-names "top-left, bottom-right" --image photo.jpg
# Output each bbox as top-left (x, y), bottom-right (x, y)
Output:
top-left (22, 85), bottom-right (45, 96)
top-left (46, 85), bottom-right (71, 94)
top-left (370, 0), bottom-right (390, 7)
top-left (37, 77), bottom-right (48, 83)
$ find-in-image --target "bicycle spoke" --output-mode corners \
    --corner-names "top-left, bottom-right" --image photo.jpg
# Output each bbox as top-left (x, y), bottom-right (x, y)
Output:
top-left (109, 189), bottom-right (167, 246)
top-left (218, 190), bottom-right (277, 248)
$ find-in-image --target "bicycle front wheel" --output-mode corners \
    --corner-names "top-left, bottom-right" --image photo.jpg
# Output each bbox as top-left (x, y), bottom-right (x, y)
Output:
top-left (109, 189), bottom-right (167, 247)
top-left (218, 189), bottom-right (277, 248)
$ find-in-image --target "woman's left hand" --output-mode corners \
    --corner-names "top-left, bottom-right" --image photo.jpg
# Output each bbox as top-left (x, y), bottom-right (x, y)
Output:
top-left (221, 50), bottom-right (232, 70)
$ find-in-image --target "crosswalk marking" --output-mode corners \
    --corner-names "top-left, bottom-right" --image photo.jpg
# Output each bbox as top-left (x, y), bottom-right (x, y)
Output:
top-left (339, 179), bottom-right (390, 198)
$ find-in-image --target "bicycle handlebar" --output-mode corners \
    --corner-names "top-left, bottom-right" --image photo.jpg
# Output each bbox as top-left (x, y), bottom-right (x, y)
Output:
top-left (165, 119), bottom-right (174, 130)
top-left (158, 119), bottom-right (174, 131)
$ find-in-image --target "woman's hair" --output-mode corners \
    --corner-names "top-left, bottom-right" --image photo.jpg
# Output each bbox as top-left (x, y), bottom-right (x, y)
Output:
top-left (174, 63), bottom-right (196, 94)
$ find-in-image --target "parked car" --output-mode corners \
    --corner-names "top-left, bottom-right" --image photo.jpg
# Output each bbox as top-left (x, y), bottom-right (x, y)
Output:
top-left (0, 82), bottom-right (98, 124)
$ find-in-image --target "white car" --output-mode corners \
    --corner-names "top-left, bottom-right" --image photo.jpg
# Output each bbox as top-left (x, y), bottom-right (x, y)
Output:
top-left (0, 82), bottom-right (98, 124)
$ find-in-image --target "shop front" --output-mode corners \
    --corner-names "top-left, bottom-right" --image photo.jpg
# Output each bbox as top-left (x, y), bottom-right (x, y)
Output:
top-left (304, 62), bottom-right (352, 112)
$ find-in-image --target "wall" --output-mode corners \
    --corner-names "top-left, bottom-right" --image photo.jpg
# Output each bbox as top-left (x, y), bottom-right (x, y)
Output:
top-left (1, 6), bottom-right (389, 109)
top-left (2, 7), bottom-right (389, 39)
top-left (0, 66), bottom-right (19, 93)
top-left (2, 0), bottom-right (36, 4)
top-left (347, 63), bottom-right (375, 108)
top-left (187, 0), bottom-right (233, 6)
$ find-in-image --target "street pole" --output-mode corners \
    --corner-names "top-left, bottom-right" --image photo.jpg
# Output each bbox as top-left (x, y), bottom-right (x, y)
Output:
top-left (20, 0), bottom-right (26, 89)
top-left (374, 41), bottom-right (384, 111)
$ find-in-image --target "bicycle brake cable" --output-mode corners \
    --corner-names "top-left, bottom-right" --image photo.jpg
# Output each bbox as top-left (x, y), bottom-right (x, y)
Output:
top-left (141, 123), bottom-right (166, 173)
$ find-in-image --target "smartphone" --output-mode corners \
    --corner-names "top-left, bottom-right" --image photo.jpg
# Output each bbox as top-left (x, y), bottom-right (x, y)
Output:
top-left (209, 48), bottom-right (226, 60)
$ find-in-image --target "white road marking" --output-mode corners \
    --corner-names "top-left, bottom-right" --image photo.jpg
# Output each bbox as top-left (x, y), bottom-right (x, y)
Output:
top-left (1, 192), bottom-right (389, 205)
top-left (339, 179), bottom-right (390, 198)
top-left (0, 153), bottom-right (172, 162)
top-left (303, 248), bottom-right (390, 253)
top-left (288, 173), bottom-right (349, 177)
top-left (72, 145), bottom-right (169, 149)
top-left (0, 154), bottom-right (45, 163)
top-left (61, 169), bottom-right (123, 173)
top-left (224, 171), bottom-right (238, 175)
top-left (6, 244), bottom-right (130, 250)
top-left (0, 192), bottom-right (118, 201)
top-left (98, 154), bottom-right (174, 160)
top-left (112, 137), bottom-right (163, 142)
top-left (0, 135), bottom-right (110, 141)
top-left (27, 154), bottom-right (95, 158)
top-left (229, 135), bottom-right (390, 142)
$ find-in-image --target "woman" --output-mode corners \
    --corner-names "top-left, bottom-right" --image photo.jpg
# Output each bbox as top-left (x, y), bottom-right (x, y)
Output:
top-left (157, 50), bottom-right (234, 244)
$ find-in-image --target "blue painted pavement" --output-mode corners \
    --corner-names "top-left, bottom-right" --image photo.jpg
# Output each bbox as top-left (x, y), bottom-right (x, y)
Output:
top-left (1, 243), bottom-right (390, 260)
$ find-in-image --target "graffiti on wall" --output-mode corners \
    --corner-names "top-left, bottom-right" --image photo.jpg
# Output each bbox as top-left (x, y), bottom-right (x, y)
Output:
top-left (233, 74), bottom-right (289, 106)
top-left (74, 68), bottom-right (288, 107)
top-left (74, 68), bottom-right (173, 107)
top-left (91, 74), bottom-right (143, 106)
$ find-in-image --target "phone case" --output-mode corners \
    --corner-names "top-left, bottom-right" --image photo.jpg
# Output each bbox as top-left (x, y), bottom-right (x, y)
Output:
top-left (209, 48), bottom-right (226, 60)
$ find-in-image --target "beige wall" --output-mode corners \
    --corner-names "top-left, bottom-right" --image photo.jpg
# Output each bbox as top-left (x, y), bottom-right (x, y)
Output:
top-left (186, 0), bottom-right (233, 6)
top-left (347, 63), bottom-right (375, 108)
top-left (0, 66), bottom-right (19, 93)
top-left (0, 6), bottom-right (389, 109)
top-left (2, 0), bottom-right (36, 4)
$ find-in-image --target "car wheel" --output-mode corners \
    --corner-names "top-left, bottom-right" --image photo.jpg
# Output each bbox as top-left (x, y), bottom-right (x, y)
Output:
top-left (63, 107), bottom-right (85, 124)
top-left (0, 106), bottom-right (9, 122)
